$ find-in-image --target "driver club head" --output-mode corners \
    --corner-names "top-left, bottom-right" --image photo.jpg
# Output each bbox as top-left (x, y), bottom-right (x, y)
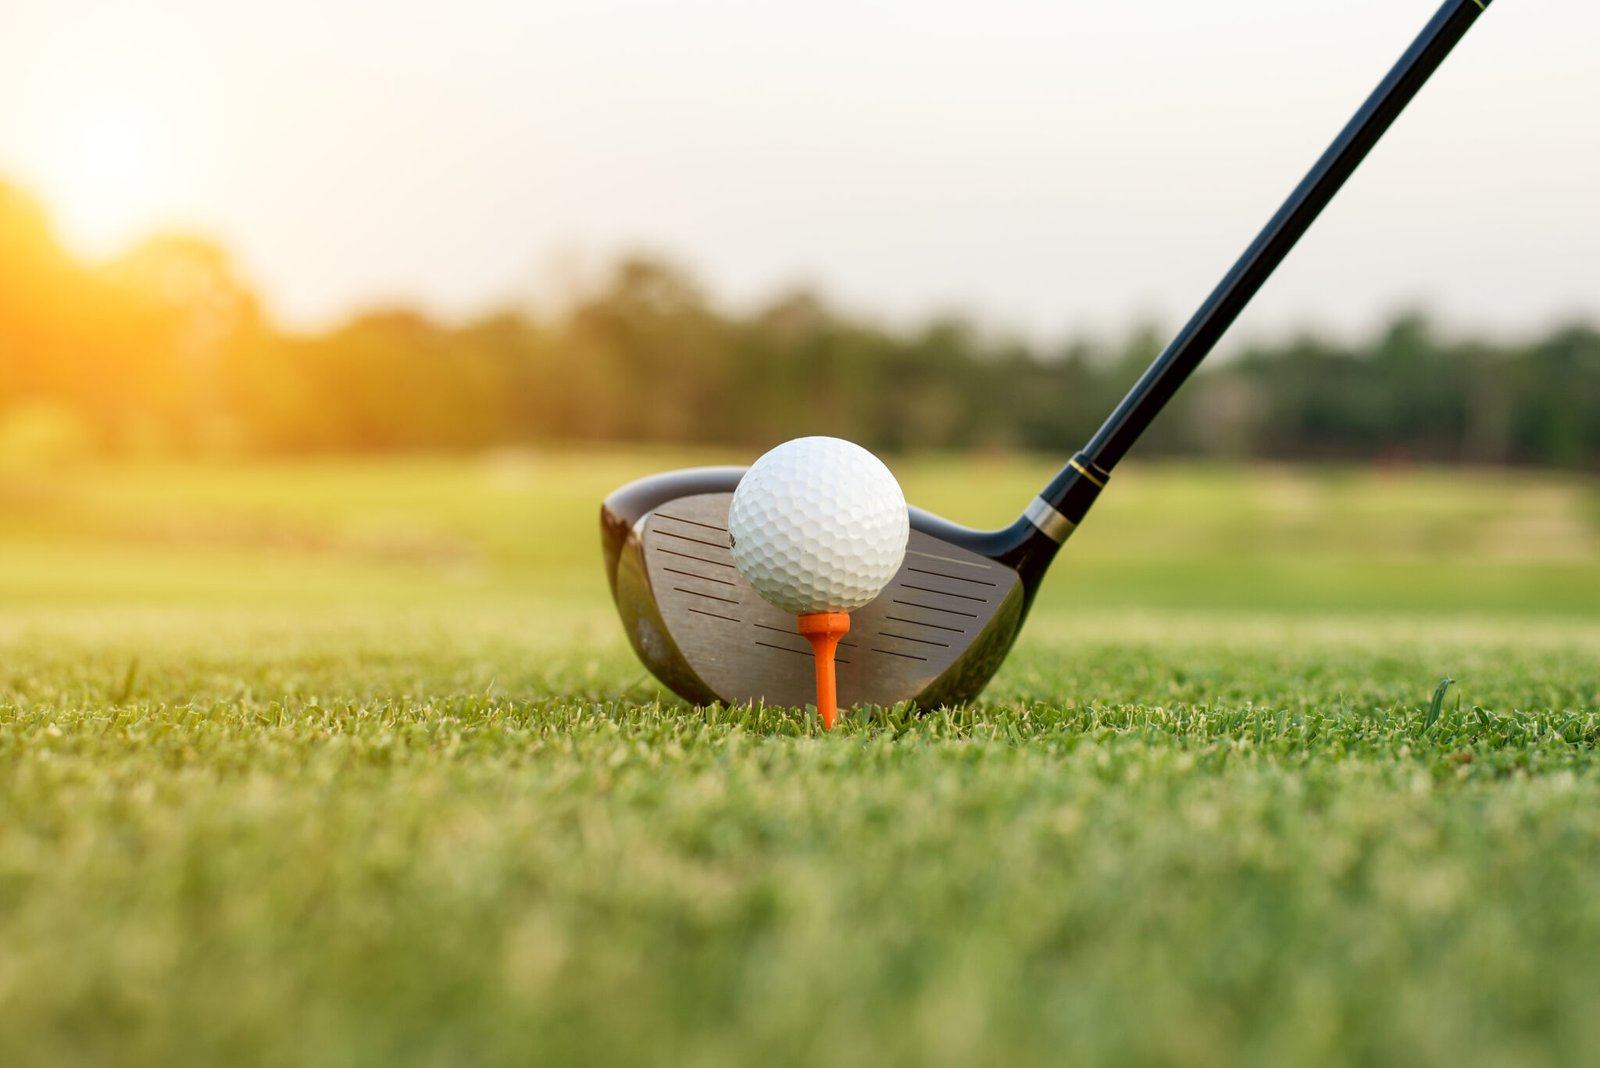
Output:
top-left (600, 466), bottom-right (1075, 710)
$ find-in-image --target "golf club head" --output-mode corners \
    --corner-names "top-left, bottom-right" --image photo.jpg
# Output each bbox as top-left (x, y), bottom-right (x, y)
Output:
top-left (601, 466), bottom-right (1071, 710)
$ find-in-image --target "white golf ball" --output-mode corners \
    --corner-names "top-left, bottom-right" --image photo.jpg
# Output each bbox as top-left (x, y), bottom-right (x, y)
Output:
top-left (727, 436), bottom-right (909, 615)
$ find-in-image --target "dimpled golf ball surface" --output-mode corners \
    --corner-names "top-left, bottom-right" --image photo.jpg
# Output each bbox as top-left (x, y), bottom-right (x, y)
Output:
top-left (727, 436), bottom-right (909, 615)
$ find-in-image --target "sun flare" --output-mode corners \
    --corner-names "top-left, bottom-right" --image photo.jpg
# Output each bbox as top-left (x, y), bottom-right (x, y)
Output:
top-left (45, 100), bottom-right (171, 257)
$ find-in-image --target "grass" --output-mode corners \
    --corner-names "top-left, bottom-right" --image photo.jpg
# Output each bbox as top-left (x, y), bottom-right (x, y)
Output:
top-left (2, 452), bottom-right (1599, 1066)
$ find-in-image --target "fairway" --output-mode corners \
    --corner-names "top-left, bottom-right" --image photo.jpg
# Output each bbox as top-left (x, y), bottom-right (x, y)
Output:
top-left (3, 454), bottom-right (1599, 1067)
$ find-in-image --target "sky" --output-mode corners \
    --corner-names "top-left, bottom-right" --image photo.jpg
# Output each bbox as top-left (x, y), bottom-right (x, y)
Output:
top-left (0, 0), bottom-right (1594, 343)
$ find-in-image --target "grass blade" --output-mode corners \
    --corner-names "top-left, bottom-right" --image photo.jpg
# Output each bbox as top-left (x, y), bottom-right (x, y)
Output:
top-left (1424, 676), bottom-right (1454, 732)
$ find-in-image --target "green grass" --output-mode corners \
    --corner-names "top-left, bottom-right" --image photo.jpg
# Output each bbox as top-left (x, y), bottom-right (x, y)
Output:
top-left (2, 453), bottom-right (1599, 1066)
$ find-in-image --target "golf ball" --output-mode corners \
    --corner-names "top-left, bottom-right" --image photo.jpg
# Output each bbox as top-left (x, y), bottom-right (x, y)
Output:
top-left (727, 436), bottom-right (909, 614)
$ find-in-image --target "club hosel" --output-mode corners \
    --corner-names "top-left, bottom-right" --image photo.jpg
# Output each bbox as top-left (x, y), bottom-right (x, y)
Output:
top-left (999, 451), bottom-right (1110, 586)
top-left (1038, 452), bottom-right (1110, 528)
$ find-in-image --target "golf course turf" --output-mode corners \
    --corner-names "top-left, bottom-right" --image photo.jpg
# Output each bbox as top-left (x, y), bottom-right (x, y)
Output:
top-left (2, 453), bottom-right (1597, 1066)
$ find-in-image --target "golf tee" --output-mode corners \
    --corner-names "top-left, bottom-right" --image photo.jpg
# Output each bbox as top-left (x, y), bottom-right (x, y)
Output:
top-left (796, 611), bottom-right (850, 730)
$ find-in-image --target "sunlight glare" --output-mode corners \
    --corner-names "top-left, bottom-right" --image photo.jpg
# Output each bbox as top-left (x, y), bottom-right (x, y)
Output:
top-left (47, 99), bottom-right (171, 258)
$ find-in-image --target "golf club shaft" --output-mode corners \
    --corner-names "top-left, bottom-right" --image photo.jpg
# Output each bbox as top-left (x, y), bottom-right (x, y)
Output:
top-left (1082, 0), bottom-right (1493, 477)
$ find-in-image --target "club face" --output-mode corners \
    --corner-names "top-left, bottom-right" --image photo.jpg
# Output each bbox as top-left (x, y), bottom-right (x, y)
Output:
top-left (601, 467), bottom-right (1039, 710)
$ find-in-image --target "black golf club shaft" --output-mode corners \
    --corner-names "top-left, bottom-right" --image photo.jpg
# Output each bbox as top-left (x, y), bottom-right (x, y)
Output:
top-left (1039, 0), bottom-right (1494, 527)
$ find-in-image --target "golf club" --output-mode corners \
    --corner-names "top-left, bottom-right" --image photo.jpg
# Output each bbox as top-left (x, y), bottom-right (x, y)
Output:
top-left (601, 0), bottom-right (1497, 709)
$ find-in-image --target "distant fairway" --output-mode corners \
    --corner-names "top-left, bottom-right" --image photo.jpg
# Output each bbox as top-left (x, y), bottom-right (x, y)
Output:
top-left (2, 454), bottom-right (1598, 1066)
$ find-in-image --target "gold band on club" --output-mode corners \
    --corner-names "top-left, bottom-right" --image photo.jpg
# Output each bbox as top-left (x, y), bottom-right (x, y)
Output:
top-left (1069, 459), bottom-right (1107, 488)
top-left (1024, 497), bottom-right (1077, 545)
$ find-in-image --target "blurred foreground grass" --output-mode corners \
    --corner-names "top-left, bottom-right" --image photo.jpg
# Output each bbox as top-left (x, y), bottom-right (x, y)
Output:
top-left (2, 452), bottom-right (1599, 1067)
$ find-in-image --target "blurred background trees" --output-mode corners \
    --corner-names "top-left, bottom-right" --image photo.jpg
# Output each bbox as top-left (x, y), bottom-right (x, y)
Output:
top-left (2, 176), bottom-right (1597, 468)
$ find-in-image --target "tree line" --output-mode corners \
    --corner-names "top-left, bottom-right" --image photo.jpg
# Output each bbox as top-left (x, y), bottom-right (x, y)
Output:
top-left (2, 179), bottom-right (1597, 467)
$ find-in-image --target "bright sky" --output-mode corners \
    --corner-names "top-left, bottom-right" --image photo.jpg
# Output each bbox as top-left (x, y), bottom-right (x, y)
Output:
top-left (0, 0), bottom-right (1594, 341)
